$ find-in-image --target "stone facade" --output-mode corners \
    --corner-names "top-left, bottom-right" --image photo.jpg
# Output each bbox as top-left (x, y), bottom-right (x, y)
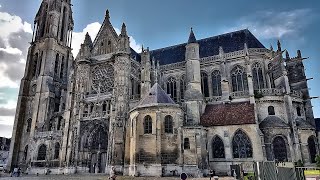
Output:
top-left (7, 0), bottom-right (319, 177)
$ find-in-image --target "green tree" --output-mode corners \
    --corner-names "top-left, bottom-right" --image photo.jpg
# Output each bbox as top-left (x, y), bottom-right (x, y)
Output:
top-left (315, 155), bottom-right (320, 168)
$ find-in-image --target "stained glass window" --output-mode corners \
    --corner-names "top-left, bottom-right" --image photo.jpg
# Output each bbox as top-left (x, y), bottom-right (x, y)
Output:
top-left (166, 77), bottom-right (177, 102)
top-left (232, 130), bottom-right (252, 158)
top-left (212, 70), bottom-right (222, 96)
top-left (273, 136), bottom-right (287, 162)
top-left (212, 136), bottom-right (225, 158)
top-left (144, 115), bottom-right (152, 134)
top-left (164, 115), bottom-right (173, 133)
top-left (252, 63), bottom-right (265, 90)
top-left (180, 75), bottom-right (186, 102)
top-left (37, 144), bottom-right (47, 160)
top-left (308, 136), bottom-right (317, 163)
top-left (231, 66), bottom-right (248, 92)
top-left (201, 72), bottom-right (209, 97)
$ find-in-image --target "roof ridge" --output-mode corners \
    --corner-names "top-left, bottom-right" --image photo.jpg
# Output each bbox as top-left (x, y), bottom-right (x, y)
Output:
top-left (150, 29), bottom-right (250, 53)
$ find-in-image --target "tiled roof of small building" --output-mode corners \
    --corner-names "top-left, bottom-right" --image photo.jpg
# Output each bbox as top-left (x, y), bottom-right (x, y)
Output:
top-left (296, 118), bottom-right (314, 129)
top-left (200, 102), bottom-right (255, 126)
top-left (138, 83), bottom-right (175, 106)
top-left (150, 29), bottom-right (265, 65)
top-left (259, 116), bottom-right (289, 129)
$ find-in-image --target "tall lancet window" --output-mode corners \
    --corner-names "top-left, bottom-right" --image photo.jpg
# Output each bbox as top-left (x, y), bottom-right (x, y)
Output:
top-left (180, 75), bottom-right (186, 102)
top-left (166, 77), bottom-right (177, 102)
top-left (232, 129), bottom-right (253, 158)
top-left (201, 72), bottom-right (209, 97)
top-left (212, 70), bottom-right (222, 96)
top-left (32, 53), bottom-right (38, 77)
top-left (54, 53), bottom-right (59, 75)
top-left (231, 65), bottom-right (248, 92)
top-left (252, 63), bottom-right (265, 90)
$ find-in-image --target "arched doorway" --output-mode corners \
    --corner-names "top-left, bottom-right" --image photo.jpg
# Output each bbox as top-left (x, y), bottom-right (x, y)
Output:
top-left (308, 136), bottom-right (317, 163)
top-left (273, 136), bottom-right (288, 162)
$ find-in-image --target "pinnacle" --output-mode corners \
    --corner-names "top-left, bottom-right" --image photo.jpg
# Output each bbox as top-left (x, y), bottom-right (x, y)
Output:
top-left (121, 22), bottom-right (127, 36)
top-left (188, 27), bottom-right (197, 44)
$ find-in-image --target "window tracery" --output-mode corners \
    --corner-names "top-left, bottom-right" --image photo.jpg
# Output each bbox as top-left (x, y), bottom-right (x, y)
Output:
top-left (212, 136), bottom-right (225, 158)
top-left (231, 65), bottom-right (248, 92)
top-left (91, 64), bottom-right (114, 93)
top-left (308, 136), bottom-right (317, 163)
top-left (252, 63), bottom-right (265, 90)
top-left (232, 130), bottom-right (252, 158)
top-left (180, 75), bottom-right (186, 102)
top-left (212, 70), bottom-right (222, 96)
top-left (164, 115), bottom-right (173, 133)
top-left (201, 72), bottom-right (209, 97)
top-left (166, 77), bottom-right (177, 102)
top-left (144, 115), bottom-right (152, 134)
top-left (273, 136), bottom-right (287, 162)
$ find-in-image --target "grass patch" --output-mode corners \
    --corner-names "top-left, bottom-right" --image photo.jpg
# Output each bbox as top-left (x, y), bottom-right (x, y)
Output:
top-left (304, 170), bottom-right (320, 176)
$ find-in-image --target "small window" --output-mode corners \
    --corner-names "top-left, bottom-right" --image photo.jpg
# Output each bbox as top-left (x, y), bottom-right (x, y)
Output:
top-left (24, 145), bottom-right (28, 161)
top-left (164, 115), bottom-right (173, 133)
top-left (144, 115), bottom-right (152, 134)
top-left (26, 119), bottom-right (32, 132)
top-left (268, 106), bottom-right (275, 115)
top-left (184, 138), bottom-right (190, 150)
top-left (297, 107), bottom-right (301, 116)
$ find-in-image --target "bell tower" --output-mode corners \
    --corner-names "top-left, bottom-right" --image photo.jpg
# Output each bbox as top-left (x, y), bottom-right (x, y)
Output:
top-left (8, 0), bottom-right (74, 171)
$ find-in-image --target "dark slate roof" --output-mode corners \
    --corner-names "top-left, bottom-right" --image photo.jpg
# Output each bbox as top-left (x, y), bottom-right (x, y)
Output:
top-left (200, 102), bottom-right (255, 126)
top-left (296, 118), bottom-right (314, 129)
top-left (150, 29), bottom-right (265, 65)
top-left (130, 48), bottom-right (141, 62)
top-left (259, 116), bottom-right (289, 129)
top-left (138, 83), bottom-right (175, 106)
top-left (315, 118), bottom-right (320, 132)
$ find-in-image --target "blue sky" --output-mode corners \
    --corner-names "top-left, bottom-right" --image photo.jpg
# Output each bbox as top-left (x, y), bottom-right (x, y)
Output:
top-left (0, 0), bottom-right (319, 137)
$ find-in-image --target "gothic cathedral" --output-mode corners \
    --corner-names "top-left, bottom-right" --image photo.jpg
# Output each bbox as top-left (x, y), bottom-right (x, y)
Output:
top-left (8, 0), bottom-right (318, 177)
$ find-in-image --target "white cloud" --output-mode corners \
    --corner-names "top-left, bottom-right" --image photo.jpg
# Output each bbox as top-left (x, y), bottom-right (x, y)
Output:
top-left (0, 47), bottom-right (22, 55)
top-left (226, 9), bottom-right (313, 40)
top-left (72, 22), bottom-right (142, 56)
top-left (72, 22), bottom-right (101, 57)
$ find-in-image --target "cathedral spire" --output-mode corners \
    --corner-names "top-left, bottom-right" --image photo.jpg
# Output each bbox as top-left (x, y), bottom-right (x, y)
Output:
top-left (105, 9), bottom-right (110, 19)
top-left (84, 32), bottom-right (93, 46)
top-left (277, 39), bottom-right (281, 52)
top-left (188, 28), bottom-right (197, 44)
top-left (120, 22), bottom-right (127, 36)
top-left (297, 50), bottom-right (302, 58)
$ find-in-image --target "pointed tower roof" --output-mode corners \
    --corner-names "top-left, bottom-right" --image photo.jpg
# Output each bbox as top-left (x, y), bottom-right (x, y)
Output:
top-left (138, 83), bottom-right (175, 106)
top-left (120, 23), bottom-right (127, 36)
top-left (188, 28), bottom-right (197, 44)
top-left (84, 32), bottom-right (93, 48)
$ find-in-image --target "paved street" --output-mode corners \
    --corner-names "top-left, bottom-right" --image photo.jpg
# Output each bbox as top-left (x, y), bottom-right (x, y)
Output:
top-left (0, 174), bottom-right (234, 180)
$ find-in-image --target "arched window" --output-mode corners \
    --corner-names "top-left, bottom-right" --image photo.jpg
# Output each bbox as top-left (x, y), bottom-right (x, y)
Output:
top-left (54, 143), bottom-right (60, 159)
top-left (273, 136), bottom-right (288, 162)
top-left (268, 106), bottom-right (275, 115)
top-left (231, 65), bottom-right (248, 92)
top-left (60, 7), bottom-right (67, 41)
top-left (268, 63), bottom-right (275, 88)
top-left (232, 129), bottom-right (253, 158)
top-left (252, 63), bottom-right (265, 90)
top-left (37, 144), bottom-right (47, 160)
top-left (54, 53), bottom-right (59, 75)
top-left (32, 53), bottom-right (38, 77)
top-left (308, 136), bottom-right (317, 163)
top-left (184, 138), bottom-right (190, 150)
top-left (24, 145), bottom-right (28, 161)
top-left (212, 70), bottom-right (222, 96)
top-left (166, 77), bottom-right (177, 102)
top-left (297, 107), bottom-right (301, 116)
top-left (164, 115), bottom-right (173, 133)
top-left (212, 136), bottom-right (225, 158)
top-left (60, 56), bottom-right (64, 79)
top-left (57, 117), bottom-right (62, 130)
top-left (201, 72), bottom-right (209, 97)
top-left (180, 75), bottom-right (186, 102)
top-left (26, 118), bottom-right (32, 132)
top-left (144, 115), bottom-right (152, 134)
top-left (36, 52), bottom-right (43, 77)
